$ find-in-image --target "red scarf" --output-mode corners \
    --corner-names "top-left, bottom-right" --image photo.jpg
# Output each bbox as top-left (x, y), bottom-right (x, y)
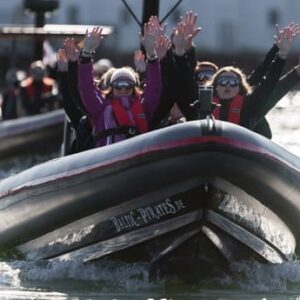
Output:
top-left (111, 96), bottom-right (148, 133)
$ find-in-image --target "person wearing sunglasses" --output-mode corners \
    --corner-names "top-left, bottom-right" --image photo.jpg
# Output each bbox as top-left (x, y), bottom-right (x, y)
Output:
top-left (208, 62), bottom-right (283, 128)
top-left (207, 23), bottom-right (298, 130)
top-left (78, 23), bottom-right (163, 148)
top-left (194, 61), bottom-right (218, 86)
top-left (168, 21), bottom-right (298, 139)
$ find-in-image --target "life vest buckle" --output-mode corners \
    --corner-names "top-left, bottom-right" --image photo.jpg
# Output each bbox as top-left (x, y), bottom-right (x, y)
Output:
top-left (128, 127), bottom-right (137, 136)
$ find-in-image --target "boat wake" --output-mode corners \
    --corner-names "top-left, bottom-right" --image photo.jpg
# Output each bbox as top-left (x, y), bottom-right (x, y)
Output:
top-left (1, 258), bottom-right (300, 293)
top-left (1, 259), bottom-right (157, 292)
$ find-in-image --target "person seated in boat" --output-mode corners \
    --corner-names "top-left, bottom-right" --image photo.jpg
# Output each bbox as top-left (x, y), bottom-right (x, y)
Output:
top-left (194, 61), bottom-right (219, 87)
top-left (192, 56), bottom-right (278, 138)
top-left (0, 68), bottom-right (26, 120)
top-left (58, 39), bottom-right (117, 154)
top-left (149, 12), bottom-right (202, 130)
top-left (20, 60), bottom-right (59, 116)
top-left (185, 22), bottom-right (300, 138)
top-left (172, 22), bottom-right (298, 134)
top-left (77, 22), bottom-right (164, 148)
top-left (56, 42), bottom-right (95, 155)
top-left (204, 23), bottom-right (300, 132)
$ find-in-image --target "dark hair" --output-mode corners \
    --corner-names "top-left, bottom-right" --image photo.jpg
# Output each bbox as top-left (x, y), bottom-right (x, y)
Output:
top-left (207, 66), bottom-right (252, 96)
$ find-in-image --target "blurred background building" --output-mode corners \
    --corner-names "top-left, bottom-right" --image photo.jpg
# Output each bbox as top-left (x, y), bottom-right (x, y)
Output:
top-left (0, 0), bottom-right (299, 85)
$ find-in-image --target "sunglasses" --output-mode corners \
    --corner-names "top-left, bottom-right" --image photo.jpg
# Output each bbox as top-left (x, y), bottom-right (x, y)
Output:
top-left (195, 70), bottom-right (215, 81)
top-left (111, 79), bottom-right (135, 90)
top-left (217, 76), bottom-right (240, 87)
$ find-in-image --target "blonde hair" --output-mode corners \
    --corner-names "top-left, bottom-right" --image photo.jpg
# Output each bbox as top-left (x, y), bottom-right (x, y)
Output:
top-left (195, 61), bottom-right (219, 73)
top-left (98, 67), bottom-right (116, 90)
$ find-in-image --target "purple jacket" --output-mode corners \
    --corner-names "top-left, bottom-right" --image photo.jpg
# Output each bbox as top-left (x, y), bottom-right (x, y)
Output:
top-left (78, 60), bottom-right (161, 147)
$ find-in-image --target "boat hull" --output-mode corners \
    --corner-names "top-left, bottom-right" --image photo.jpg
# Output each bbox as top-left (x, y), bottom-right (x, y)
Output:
top-left (0, 120), bottom-right (299, 280)
top-left (0, 109), bottom-right (65, 160)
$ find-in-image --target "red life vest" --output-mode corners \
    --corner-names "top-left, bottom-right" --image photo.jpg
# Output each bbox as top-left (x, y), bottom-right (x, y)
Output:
top-left (21, 77), bottom-right (55, 99)
top-left (111, 96), bottom-right (148, 133)
top-left (213, 95), bottom-right (245, 124)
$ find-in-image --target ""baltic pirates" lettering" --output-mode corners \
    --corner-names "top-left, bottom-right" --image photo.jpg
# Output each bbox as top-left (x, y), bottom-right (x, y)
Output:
top-left (111, 198), bottom-right (186, 232)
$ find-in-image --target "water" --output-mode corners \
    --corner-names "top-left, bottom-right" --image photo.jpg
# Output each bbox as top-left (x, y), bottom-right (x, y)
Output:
top-left (267, 91), bottom-right (300, 158)
top-left (0, 93), bottom-right (299, 299)
top-left (2, 259), bottom-right (300, 299)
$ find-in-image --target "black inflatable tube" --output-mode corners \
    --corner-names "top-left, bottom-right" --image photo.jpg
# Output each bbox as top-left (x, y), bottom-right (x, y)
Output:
top-left (0, 120), bottom-right (299, 252)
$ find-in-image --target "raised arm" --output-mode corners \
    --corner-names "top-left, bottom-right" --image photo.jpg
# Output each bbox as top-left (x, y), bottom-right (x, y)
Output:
top-left (172, 20), bottom-right (198, 120)
top-left (63, 38), bottom-right (86, 115)
top-left (78, 27), bottom-right (109, 120)
top-left (248, 22), bottom-right (299, 86)
top-left (56, 48), bottom-right (82, 128)
top-left (247, 24), bottom-right (297, 114)
top-left (256, 56), bottom-right (300, 122)
top-left (139, 17), bottom-right (162, 119)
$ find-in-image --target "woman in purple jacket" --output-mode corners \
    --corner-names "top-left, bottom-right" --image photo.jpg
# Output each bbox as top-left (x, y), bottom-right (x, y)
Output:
top-left (78, 23), bottom-right (165, 148)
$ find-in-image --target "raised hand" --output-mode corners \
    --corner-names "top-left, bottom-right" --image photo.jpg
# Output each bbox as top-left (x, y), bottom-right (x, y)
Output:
top-left (140, 21), bottom-right (157, 57)
top-left (155, 35), bottom-right (172, 60)
top-left (181, 11), bottom-right (202, 50)
top-left (83, 26), bottom-right (103, 52)
top-left (64, 38), bottom-right (80, 62)
top-left (275, 22), bottom-right (300, 59)
top-left (288, 22), bottom-right (300, 39)
top-left (56, 48), bottom-right (68, 72)
top-left (172, 22), bottom-right (189, 56)
top-left (134, 49), bottom-right (146, 73)
top-left (148, 15), bottom-right (167, 40)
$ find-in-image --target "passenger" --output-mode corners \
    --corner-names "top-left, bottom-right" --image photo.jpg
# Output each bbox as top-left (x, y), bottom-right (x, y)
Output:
top-left (193, 59), bottom-right (278, 136)
top-left (149, 11), bottom-right (201, 129)
top-left (20, 60), bottom-right (59, 115)
top-left (0, 68), bottom-right (26, 120)
top-left (194, 61), bottom-right (218, 86)
top-left (60, 39), bottom-right (116, 154)
top-left (57, 41), bottom-right (94, 155)
top-left (207, 23), bottom-right (298, 131)
top-left (78, 23), bottom-right (163, 148)
top-left (172, 22), bottom-right (298, 135)
top-left (191, 23), bottom-right (299, 138)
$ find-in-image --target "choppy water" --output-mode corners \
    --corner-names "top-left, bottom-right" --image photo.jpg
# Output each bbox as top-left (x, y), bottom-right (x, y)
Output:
top-left (0, 93), bottom-right (299, 299)
top-left (2, 259), bottom-right (300, 299)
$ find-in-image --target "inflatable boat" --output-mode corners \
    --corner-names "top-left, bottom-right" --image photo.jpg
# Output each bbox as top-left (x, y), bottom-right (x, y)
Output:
top-left (0, 109), bottom-right (65, 160)
top-left (0, 119), bottom-right (299, 280)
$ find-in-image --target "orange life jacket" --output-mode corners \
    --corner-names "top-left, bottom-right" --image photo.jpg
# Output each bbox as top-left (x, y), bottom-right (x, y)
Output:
top-left (111, 96), bottom-right (148, 133)
top-left (213, 95), bottom-right (245, 124)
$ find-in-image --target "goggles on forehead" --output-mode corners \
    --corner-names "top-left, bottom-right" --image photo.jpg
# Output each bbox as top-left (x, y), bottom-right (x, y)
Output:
top-left (195, 70), bottom-right (215, 81)
top-left (111, 79), bottom-right (135, 90)
top-left (217, 76), bottom-right (240, 87)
